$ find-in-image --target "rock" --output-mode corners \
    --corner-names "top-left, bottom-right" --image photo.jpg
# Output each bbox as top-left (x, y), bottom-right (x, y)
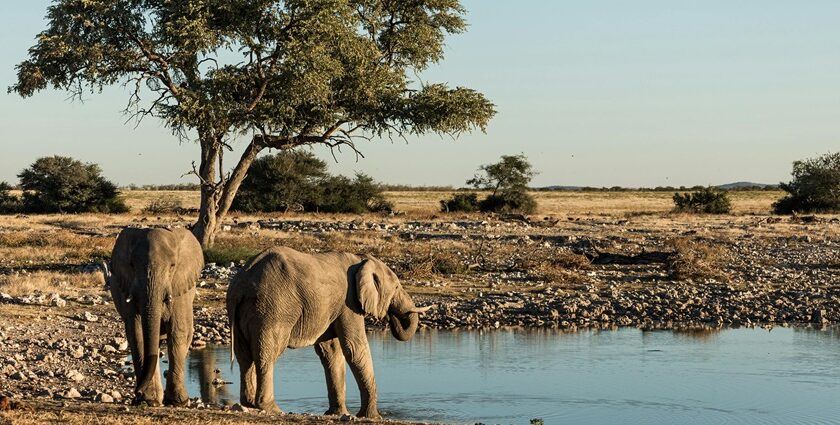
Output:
top-left (340, 414), bottom-right (356, 422)
top-left (113, 337), bottom-right (129, 351)
top-left (231, 403), bottom-right (249, 412)
top-left (110, 390), bottom-right (123, 401)
top-left (49, 293), bottom-right (66, 308)
top-left (76, 312), bottom-right (99, 322)
top-left (10, 371), bottom-right (26, 381)
top-left (61, 388), bottom-right (82, 399)
top-left (67, 370), bottom-right (85, 382)
top-left (95, 393), bottom-right (115, 403)
top-left (103, 345), bottom-right (117, 354)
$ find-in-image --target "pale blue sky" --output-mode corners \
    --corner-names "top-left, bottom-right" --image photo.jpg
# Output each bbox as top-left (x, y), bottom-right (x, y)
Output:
top-left (1, 1), bottom-right (838, 187)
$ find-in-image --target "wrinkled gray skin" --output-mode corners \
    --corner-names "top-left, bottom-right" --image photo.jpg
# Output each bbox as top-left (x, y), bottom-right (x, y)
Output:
top-left (108, 228), bottom-right (204, 406)
top-left (227, 247), bottom-right (431, 418)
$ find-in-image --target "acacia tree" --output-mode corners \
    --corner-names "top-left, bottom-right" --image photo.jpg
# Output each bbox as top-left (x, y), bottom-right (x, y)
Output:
top-left (11, 0), bottom-right (495, 247)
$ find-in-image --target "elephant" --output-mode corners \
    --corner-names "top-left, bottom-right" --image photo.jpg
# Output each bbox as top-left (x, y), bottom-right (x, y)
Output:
top-left (105, 227), bottom-right (204, 406)
top-left (226, 246), bottom-right (432, 418)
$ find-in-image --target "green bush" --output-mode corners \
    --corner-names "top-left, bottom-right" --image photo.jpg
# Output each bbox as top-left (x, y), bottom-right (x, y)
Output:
top-left (0, 182), bottom-right (22, 214)
top-left (17, 156), bottom-right (129, 213)
top-left (233, 150), bottom-right (328, 213)
top-left (316, 174), bottom-right (394, 214)
top-left (672, 187), bottom-right (731, 214)
top-left (442, 154), bottom-right (539, 214)
top-left (773, 152), bottom-right (840, 214)
top-left (440, 192), bottom-right (480, 212)
top-left (479, 189), bottom-right (537, 213)
top-left (204, 246), bottom-right (263, 265)
top-left (233, 151), bottom-right (393, 214)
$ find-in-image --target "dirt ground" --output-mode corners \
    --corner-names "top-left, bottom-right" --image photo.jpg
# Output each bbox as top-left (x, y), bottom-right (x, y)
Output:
top-left (1, 190), bottom-right (838, 424)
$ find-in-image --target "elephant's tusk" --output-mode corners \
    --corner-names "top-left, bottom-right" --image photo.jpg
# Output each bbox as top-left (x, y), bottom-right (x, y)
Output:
top-left (125, 297), bottom-right (132, 303)
top-left (409, 305), bottom-right (436, 314)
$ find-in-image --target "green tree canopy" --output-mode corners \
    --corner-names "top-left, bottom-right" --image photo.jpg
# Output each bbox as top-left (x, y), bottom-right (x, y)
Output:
top-left (12, 0), bottom-right (495, 246)
top-left (18, 156), bottom-right (129, 213)
top-left (467, 154), bottom-right (535, 194)
top-left (774, 152), bottom-right (840, 214)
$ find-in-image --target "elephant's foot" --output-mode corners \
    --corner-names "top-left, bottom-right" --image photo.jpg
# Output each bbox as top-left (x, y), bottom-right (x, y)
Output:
top-left (324, 406), bottom-right (350, 416)
top-left (257, 401), bottom-right (283, 414)
top-left (133, 395), bottom-right (163, 407)
top-left (357, 406), bottom-right (382, 420)
top-left (164, 394), bottom-right (189, 407)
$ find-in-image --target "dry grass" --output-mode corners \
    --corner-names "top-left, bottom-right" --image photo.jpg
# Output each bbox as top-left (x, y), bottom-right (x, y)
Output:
top-left (0, 271), bottom-right (104, 297)
top-left (116, 189), bottom-right (785, 217)
top-left (667, 237), bottom-right (731, 282)
top-left (0, 230), bottom-right (113, 266)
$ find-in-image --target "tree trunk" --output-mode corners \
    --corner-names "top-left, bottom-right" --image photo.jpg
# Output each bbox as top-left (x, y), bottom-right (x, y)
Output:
top-left (192, 135), bottom-right (263, 249)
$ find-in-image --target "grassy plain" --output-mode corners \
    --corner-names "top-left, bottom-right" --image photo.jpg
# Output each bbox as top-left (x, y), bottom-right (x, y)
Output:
top-left (119, 189), bottom-right (785, 216)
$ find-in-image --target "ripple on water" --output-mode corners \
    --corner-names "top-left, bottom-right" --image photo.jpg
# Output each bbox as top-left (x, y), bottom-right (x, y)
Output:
top-left (176, 327), bottom-right (840, 425)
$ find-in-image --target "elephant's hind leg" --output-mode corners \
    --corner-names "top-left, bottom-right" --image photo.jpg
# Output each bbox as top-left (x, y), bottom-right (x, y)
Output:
top-left (253, 326), bottom-right (289, 413)
top-left (233, 333), bottom-right (257, 408)
top-left (315, 337), bottom-right (349, 416)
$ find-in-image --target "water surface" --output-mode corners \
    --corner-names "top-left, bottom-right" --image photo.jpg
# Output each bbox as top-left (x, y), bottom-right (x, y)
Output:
top-left (181, 327), bottom-right (840, 424)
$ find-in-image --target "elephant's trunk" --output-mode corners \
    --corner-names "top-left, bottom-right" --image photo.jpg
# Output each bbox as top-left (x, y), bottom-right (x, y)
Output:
top-left (136, 279), bottom-right (164, 403)
top-left (388, 288), bottom-right (420, 342)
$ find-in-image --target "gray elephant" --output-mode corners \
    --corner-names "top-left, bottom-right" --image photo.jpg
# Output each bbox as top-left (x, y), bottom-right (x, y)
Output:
top-left (226, 247), bottom-right (431, 418)
top-left (106, 227), bottom-right (204, 406)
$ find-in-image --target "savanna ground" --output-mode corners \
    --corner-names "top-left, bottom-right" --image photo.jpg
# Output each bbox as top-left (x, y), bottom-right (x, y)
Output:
top-left (2, 190), bottom-right (839, 424)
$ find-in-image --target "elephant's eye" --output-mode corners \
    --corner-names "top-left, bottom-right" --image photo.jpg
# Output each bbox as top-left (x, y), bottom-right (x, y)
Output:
top-left (170, 262), bottom-right (176, 268)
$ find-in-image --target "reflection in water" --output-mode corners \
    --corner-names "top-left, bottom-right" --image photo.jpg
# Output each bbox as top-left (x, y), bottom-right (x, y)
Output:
top-left (188, 347), bottom-right (232, 405)
top-left (184, 327), bottom-right (840, 425)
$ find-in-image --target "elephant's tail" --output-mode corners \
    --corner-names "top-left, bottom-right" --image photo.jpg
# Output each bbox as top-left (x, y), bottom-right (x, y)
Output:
top-left (228, 299), bottom-right (236, 367)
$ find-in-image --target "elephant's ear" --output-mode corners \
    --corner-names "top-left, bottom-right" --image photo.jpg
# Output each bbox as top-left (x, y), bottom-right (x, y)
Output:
top-left (171, 229), bottom-right (204, 296)
top-left (356, 259), bottom-right (381, 317)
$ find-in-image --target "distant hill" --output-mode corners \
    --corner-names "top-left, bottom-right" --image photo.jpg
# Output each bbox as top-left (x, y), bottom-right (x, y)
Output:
top-left (716, 182), bottom-right (775, 190)
top-left (534, 182), bottom-right (778, 191)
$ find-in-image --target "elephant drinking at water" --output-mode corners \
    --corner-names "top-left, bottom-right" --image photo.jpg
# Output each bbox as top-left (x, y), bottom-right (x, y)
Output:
top-left (106, 227), bottom-right (204, 406)
top-left (226, 247), bottom-right (432, 418)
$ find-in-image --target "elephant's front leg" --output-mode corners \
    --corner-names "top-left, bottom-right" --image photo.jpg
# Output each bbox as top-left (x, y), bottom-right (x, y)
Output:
top-left (164, 301), bottom-right (193, 406)
top-left (315, 336), bottom-right (349, 416)
top-left (336, 315), bottom-right (380, 419)
top-left (124, 314), bottom-right (144, 387)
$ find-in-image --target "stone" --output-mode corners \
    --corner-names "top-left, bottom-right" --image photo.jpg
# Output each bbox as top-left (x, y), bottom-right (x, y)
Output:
top-left (62, 388), bottom-right (82, 399)
top-left (231, 403), bottom-right (249, 412)
top-left (48, 294), bottom-right (66, 308)
top-left (67, 370), bottom-right (85, 382)
top-left (110, 390), bottom-right (123, 401)
top-left (95, 393), bottom-right (114, 403)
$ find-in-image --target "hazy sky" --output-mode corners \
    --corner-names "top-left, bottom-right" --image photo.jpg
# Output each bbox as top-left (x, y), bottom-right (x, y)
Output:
top-left (1, 1), bottom-right (838, 187)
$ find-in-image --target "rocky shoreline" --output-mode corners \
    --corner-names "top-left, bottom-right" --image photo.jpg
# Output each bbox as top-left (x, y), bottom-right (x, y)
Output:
top-left (1, 214), bottom-right (839, 422)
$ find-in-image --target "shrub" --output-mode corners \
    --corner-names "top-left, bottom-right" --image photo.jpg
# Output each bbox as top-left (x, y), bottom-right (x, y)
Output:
top-left (17, 156), bottom-right (129, 213)
top-left (233, 150), bottom-right (328, 213)
top-left (203, 246), bottom-right (263, 265)
top-left (479, 189), bottom-right (538, 214)
top-left (0, 182), bottom-right (22, 214)
top-left (773, 152), bottom-right (840, 214)
top-left (233, 151), bottom-right (392, 214)
top-left (444, 154), bottom-right (538, 214)
top-left (316, 174), bottom-right (394, 213)
top-left (440, 192), bottom-right (480, 212)
top-left (672, 187), bottom-right (731, 214)
top-left (142, 197), bottom-right (184, 214)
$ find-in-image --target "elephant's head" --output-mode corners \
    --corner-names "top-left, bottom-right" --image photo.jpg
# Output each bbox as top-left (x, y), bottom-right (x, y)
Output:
top-left (355, 256), bottom-right (431, 341)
